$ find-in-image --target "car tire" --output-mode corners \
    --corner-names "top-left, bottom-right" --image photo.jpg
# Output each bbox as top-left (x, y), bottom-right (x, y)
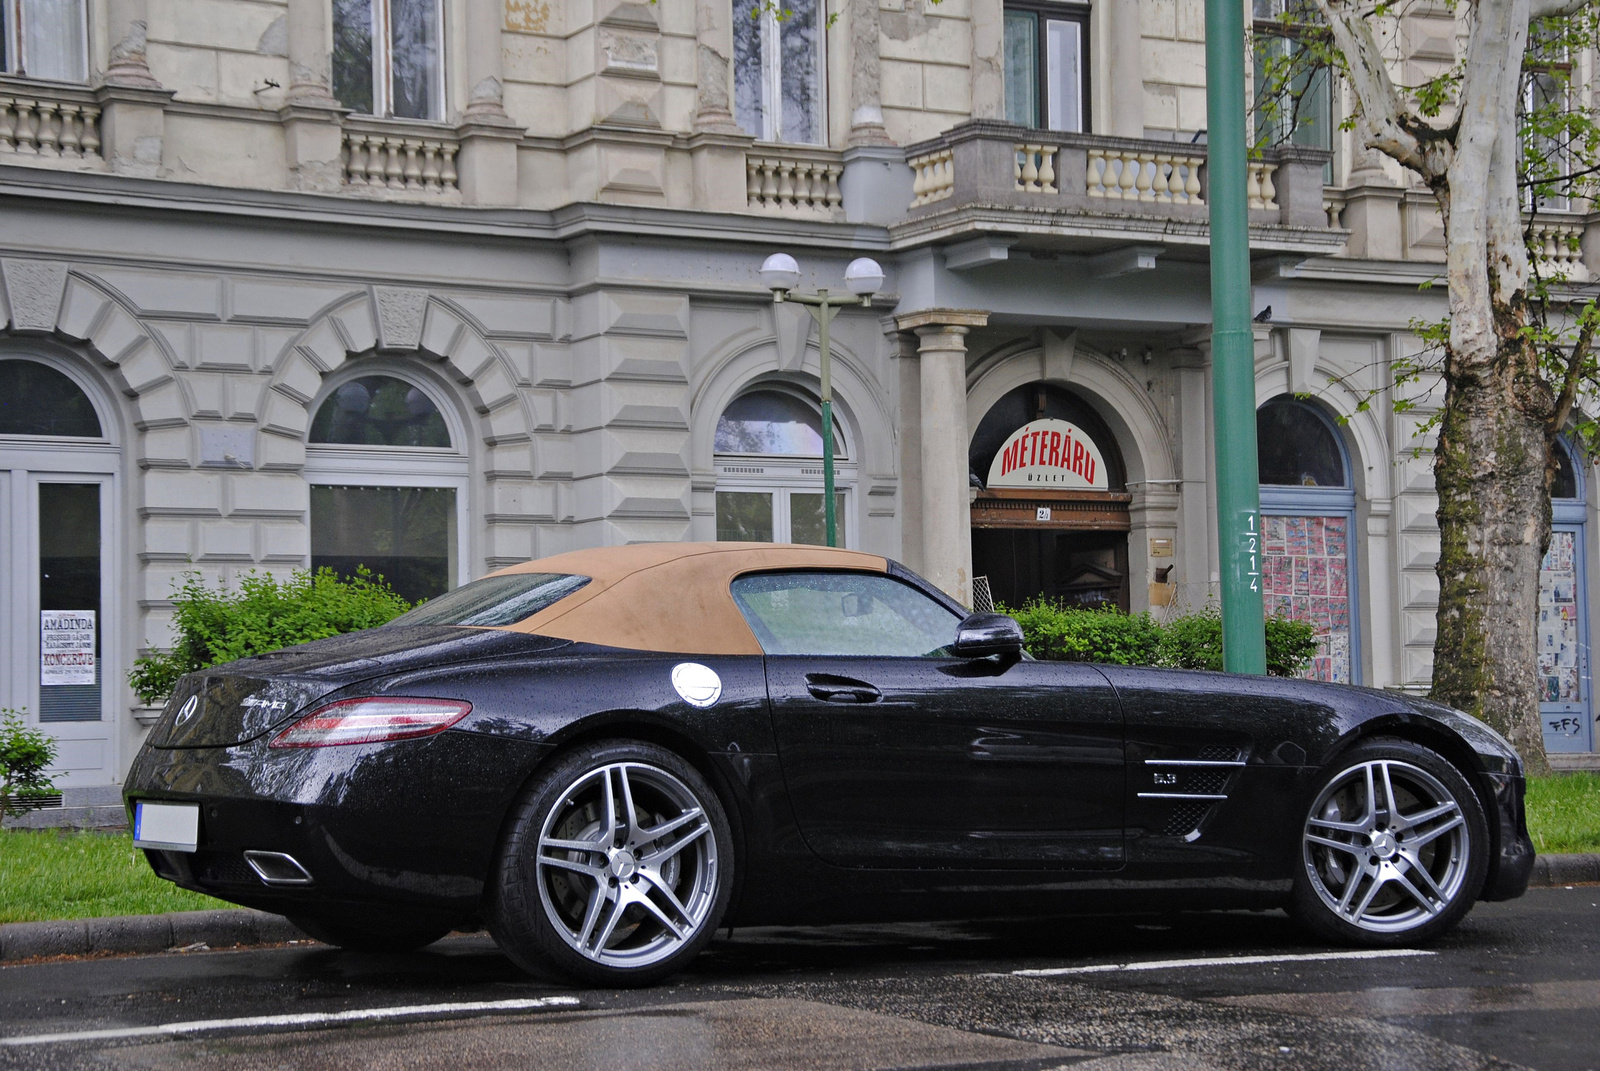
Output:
top-left (488, 740), bottom-right (734, 986)
top-left (287, 912), bottom-right (453, 953)
top-left (1290, 737), bottom-right (1489, 946)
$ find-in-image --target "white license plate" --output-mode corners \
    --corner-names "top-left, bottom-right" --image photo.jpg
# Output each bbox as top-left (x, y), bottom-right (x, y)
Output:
top-left (132, 801), bottom-right (200, 852)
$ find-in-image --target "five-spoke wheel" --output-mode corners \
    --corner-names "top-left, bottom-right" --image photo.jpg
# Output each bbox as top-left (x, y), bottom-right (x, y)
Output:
top-left (1291, 738), bottom-right (1488, 945)
top-left (489, 740), bottom-right (733, 985)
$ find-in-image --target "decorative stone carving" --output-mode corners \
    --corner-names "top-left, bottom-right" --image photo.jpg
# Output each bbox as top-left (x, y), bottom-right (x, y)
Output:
top-left (3, 259), bottom-right (69, 332)
top-left (104, 14), bottom-right (163, 89)
top-left (373, 287), bottom-right (429, 350)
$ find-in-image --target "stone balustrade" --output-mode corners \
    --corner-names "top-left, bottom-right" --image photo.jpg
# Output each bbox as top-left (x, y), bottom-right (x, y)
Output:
top-left (342, 119), bottom-right (461, 197)
top-left (901, 121), bottom-right (1334, 233)
top-left (1528, 217), bottom-right (1590, 282)
top-left (1085, 145), bottom-right (1204, 203)
top-left (0, 81), bottom-right (102, 164)
top-left (746, 147), bottom-right (844, 217)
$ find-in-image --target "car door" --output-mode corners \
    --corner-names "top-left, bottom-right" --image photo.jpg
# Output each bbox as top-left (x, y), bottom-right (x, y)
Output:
top-left (732, 570), bottom-right (1124, 870)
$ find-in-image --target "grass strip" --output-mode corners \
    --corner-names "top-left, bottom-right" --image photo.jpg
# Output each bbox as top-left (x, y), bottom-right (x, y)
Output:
top-left (0, 829), bottom-right (225, 924)
top-left (1526, 771), bottom-right (1600, 855)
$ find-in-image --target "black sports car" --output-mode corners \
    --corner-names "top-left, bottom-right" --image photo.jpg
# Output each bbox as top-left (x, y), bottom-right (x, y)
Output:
top-left (125, 543), bottom-right (1534, 985)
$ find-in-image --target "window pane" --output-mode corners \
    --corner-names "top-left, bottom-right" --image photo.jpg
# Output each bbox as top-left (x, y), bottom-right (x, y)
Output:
top-left (777, 0), bottom-right (822, 143)
top-left (732, 0), bottom-right (765, 138)
top-left (1261, 514), bottom-right (1352, 684)
top-left (391, 572), bottom-right (590, 626)
top-left (1256, 398), bottom-right (1347, 487)
top-left (731, 572), bottom-right (962, 657)
top-left (1044, 19), bottom-right (1082, 132)
top-left (0, 360), bottom-right (101, 436)
top-left (716, 491), bottom-right (774, 542)
top-left (1004, 12), bottom-right (1038, 128)
top-left (390, 0), bottom-right (441, 120)
top-left (39, 483), bottom-right (100, 722)
top-left (309, 375), bottom-right (450, 447)
top-left (21, 0), bottom-right (86, 81)
top-left (1552, 442), bottom-right (1580, 501)
top-left (333, 0), bottom-right (375, 114)
top-left (715, 390), bottom-right (843, 457)
top-left (789, 491), bottom-right (845, 546)
top-left (311, 485), bottom-right (455, 603)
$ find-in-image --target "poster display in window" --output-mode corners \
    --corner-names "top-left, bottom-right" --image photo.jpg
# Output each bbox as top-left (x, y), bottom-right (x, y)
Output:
top-left (1261, 515), bottom-right (1351, 683)
top-left (40, 609), bottom-right (95, 686)
top-left (1539, 530), bottom-right (1582, 707)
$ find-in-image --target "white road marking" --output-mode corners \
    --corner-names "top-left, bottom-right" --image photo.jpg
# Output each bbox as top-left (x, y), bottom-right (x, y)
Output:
top-left (0, 996), bottom-right (582, 1046)
top-left (1011, 948), bottom-right (1436, 977)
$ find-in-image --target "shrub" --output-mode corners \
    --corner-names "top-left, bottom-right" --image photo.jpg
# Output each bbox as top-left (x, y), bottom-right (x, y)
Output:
top-left (1005, 600), bottom-right (1320, 678)
top-left (1005, 602), bottom-right (1165, 665)
top-left (1, 709), bottom-right (58, 818)
top-left (129, 568), bottom-right (412, 705)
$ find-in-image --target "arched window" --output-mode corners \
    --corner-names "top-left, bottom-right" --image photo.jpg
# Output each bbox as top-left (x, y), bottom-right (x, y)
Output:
top-left (1542, 439), bottom-right (1591, 752)
top-left (714, 386), bottom-right (853, 545)
top-left (0, 358), bottom-right (102, 437)
top-left (1256, 397), bottom-right (1359, 684)
top-left (0, 355), bottom-right (119, 782)
top-left (304, 370), bottom-right (466, 605)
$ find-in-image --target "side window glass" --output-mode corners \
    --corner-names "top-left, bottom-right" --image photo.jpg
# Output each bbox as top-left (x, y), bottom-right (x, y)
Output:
top-left (731, 572), bottom-right (962, 657)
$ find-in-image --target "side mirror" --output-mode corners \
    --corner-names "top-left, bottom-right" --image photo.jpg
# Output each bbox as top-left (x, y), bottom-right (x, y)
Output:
top-left (952, 612), bottom-right (1024, 658)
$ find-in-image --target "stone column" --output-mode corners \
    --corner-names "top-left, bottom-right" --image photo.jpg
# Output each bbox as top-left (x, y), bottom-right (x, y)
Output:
top-left (891, 325), bottom-right (924, 575)
top-left (1170, 342), bottom-right (1216, 611)
top-left (280, 0), bottom-right (345, 192)
top-left (970, 0), bottom-right (1005, 121)
top-left (1341, 140), bottom-right (1404, 260)
top-left (693, 0), bottom-right (740, 133)
top-left (456, 0), bottom-right (523, 204)
top-left (1105, 0), bottom-right (1143, 137)
top-left (848, 0), bottom-right (891, 145)
top-left (897, 309), bottom-right (989, 605)
top-left (104, 0), bottom-right (160, 88)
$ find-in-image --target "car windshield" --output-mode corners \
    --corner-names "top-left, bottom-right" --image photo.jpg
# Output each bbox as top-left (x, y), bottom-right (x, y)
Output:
top-left (389, 573), bottom-right (591, 627)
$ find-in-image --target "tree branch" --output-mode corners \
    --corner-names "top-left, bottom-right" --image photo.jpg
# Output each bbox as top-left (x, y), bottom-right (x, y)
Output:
top-left (1530, 0), bottom-right (1595, 20)
top-left (1309, 0), bottom-right (1435, 173)
top-left (1550, 308), bottom-right (1597, 436)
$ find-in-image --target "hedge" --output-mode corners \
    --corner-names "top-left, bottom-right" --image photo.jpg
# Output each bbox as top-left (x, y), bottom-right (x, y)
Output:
top-left (129, 568), bottom-right (413, 705)
top-left (1003, 601), bottom-right (1319, 678)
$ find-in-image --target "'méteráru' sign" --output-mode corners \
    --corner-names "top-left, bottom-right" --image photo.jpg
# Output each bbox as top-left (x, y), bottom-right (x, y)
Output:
top-left (987, 419), bottom-right (1109, 490)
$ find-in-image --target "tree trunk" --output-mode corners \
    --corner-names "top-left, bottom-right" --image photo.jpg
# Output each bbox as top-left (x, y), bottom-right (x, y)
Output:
top-left (1431, 300), bottom-right (1554, 776)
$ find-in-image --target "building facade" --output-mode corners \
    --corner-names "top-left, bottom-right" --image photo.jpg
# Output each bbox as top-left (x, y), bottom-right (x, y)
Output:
top-left (0, 0), bottom-right (1596, 795)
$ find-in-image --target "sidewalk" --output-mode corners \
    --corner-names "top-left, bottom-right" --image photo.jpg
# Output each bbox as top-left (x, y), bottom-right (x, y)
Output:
top-left (3, 855), bottom-right (1595, 963)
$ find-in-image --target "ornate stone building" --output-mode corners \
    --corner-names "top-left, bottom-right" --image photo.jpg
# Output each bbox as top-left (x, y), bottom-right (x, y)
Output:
top-left (0, 0), bottom-right (1594, 802)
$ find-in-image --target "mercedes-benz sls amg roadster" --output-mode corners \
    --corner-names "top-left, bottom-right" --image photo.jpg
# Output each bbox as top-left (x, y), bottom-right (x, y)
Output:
top-left (125, 543), bottom-right (1534, 985)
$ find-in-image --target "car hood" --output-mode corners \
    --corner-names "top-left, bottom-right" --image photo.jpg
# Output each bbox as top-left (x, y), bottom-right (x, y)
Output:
top-left (147, 626), bottom-right (570, 748)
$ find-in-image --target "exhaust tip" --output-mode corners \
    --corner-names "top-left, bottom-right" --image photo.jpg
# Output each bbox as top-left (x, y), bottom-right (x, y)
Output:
top-left (243, 850), bottom-right (314, 886)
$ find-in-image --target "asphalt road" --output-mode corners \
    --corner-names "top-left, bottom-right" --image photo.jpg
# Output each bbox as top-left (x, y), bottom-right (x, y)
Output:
top-left (0, 887), bottom-right (1595, 1071)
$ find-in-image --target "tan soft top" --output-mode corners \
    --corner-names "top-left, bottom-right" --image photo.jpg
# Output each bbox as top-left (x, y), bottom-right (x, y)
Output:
top-left (484, 542), bottom-right (890, 655)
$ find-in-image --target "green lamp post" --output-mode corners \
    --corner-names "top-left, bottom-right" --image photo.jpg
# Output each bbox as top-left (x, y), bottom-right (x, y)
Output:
top-left (759, 254), bottom-right (885, 548)
top-left (1204, 0), bottom-right (1268, 673)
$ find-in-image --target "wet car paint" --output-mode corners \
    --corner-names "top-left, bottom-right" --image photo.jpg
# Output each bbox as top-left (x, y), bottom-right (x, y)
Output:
top-left (124, 582), bottom-right (1535, 935)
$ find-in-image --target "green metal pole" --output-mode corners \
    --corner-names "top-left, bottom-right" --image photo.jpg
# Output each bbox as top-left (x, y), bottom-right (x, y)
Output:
top-left (817, 294), bottom-right (837, 548)
top-left (1205, 0), bottom-right (1267, 673)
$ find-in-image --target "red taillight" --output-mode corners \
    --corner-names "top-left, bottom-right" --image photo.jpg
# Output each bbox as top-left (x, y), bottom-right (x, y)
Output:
top-left (268, 697), bottom-right (472, 748)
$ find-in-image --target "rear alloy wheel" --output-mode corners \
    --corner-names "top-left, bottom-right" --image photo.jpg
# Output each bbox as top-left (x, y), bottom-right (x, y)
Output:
top-left (489, 741), bottom-right (732, 985)
top-left (1291, 739), bottom-right (1488, 946)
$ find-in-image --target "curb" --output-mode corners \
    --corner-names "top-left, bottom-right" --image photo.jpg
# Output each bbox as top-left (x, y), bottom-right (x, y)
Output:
top-left (3, 854), bottom-right (1598, 962)
top-left (0, 909), bottom-right (304, 962)
top-left (1530, 852), bottom-right (1600, 887)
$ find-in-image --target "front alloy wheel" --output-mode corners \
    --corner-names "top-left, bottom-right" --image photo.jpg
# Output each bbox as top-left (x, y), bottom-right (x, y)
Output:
top-left (490, 741), bottom-right (732, 985)
top-left (1291, 739), bottom-right (1488, 945)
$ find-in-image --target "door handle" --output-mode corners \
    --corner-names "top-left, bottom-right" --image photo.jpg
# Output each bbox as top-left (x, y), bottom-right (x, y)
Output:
top-left (804, 674), bottom-right (882, 704)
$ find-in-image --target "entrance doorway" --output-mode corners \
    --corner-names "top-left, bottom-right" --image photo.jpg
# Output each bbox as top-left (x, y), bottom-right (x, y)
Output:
top-left (0, 354), bottom-right (121, 787)
top-left (1541, 440), bottom-right (1592, 754)
top-left (968, 383), bottom-right (1129, 610)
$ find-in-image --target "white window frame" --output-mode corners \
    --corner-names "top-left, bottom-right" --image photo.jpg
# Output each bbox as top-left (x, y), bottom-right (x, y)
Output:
top-left (303, 370), bottom-right (470, 591)
top-left (713, 387), bottom-right (856, 546)
top-left (736, 0), bottom-right (827, 145)
top-left (340, 0), bottom-right (447, 121)
top-left (2, 0), bottom-right (89, 82)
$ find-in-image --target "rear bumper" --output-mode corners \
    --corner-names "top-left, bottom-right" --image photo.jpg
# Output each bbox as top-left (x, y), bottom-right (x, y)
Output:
top-left (123, 732), bottom-right (551, 917)
top-left (1481, 771), bottom-right (1535, 902)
